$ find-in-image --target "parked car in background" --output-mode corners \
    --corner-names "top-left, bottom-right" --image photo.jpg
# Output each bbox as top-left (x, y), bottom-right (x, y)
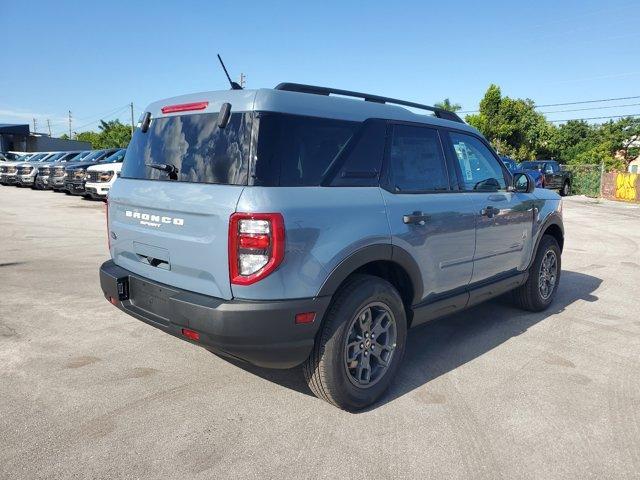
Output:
top-left (64, 148), bottom-right (121, 195)
top-left (16, 151), bottom-right (73, 188)
top-left (84, 148), bottom-right (126, 200)
top-left (519, 160), bottom-right (572, 196)
top-left (0, 152), bottom-right (52, 185)
top-left (1, 151), bottom-right (30, 162)
top-left (100, 83), bottom-right (564, 410)
top-left (34, 151), bottom-right (84, 189)
top-left (48, 151), bottom-right (93, 191)
top-left (500, 156), bottom-right (543, 189)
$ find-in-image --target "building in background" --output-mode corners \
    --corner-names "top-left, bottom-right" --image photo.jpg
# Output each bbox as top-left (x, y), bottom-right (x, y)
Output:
top-left (0, 124), bottom-right (91, 152)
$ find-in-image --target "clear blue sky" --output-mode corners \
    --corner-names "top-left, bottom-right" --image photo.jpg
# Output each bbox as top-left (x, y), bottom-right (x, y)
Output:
top-left (2, 0), bottom-right (639, 136)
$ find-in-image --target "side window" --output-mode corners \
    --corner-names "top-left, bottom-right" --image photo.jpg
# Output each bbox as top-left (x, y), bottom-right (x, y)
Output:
top-left (448, 132), bottom-right (507, 191)
top-left (330, 120), bottom-right (386, 187)
top-left (544, 163), bottom-right (554, 174)
top-left (386, 125), bottom-right (449, 192)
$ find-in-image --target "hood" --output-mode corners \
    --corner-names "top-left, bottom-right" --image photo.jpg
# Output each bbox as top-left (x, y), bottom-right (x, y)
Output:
top-left (87, 162), bottom-right (123, 173)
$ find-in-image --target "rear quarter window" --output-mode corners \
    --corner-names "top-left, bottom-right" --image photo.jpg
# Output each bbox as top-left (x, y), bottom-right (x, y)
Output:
top-left (253, 113), bottom-right (358, 186)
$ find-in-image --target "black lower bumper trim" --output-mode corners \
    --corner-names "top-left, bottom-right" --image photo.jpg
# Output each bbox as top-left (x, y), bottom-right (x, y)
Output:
top-left (99, 260), bottom-right (330, 369)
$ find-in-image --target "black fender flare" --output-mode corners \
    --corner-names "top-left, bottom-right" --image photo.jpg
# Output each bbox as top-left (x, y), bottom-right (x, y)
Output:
top-left (528, 211), bottom-right (564, 270)
top-left (317, 244), bottom-right (423, 305)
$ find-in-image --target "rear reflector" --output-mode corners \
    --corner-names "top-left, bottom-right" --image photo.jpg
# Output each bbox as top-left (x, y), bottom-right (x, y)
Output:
top-left (295, 312), bottom-right (316, 325)
top-left (181, 328), bottom-right (200, 341)
top-left (161, 101), bottom-right (209, 114)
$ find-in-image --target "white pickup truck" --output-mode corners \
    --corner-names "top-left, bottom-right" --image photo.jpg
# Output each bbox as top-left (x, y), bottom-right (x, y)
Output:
top-left (84, 148), bottom-right (126, 200)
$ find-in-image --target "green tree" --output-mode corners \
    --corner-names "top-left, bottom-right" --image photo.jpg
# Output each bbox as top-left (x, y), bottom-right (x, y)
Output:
top-left (434, 98), bottom-right (461, 112)
top-left (96, 120), bottom-right (132, 148)
top-left (466, 84), bottom-right (552, 159)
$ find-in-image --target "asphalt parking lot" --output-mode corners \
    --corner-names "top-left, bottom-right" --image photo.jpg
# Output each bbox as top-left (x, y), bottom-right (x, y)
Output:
top-left (1, 187), bottom-right (639, 480)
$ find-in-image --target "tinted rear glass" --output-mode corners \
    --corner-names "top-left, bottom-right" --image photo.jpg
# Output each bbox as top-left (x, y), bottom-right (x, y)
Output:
top-left (121, 112), bottom-right (251, 185)
top-left (253, 113), bottom-right (358, 186)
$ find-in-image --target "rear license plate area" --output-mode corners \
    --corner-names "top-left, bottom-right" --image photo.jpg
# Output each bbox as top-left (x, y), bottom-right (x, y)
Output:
top-left (129, 277), bottom-right (175, 321)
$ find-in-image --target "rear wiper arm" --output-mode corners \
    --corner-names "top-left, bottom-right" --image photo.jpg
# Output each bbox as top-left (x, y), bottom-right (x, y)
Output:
top-left (146, 163), bottom-right (178, 174)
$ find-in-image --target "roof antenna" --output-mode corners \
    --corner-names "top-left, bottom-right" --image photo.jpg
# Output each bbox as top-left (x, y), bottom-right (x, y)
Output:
top-left (217, 54), bottom-right (243, 90)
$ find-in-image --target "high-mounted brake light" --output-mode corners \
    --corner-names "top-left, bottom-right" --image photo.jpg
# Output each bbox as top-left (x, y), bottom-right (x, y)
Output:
top-left (161, 101), bottom-right (209, 114)
top-left (229, 213), bottom-right (285, 285)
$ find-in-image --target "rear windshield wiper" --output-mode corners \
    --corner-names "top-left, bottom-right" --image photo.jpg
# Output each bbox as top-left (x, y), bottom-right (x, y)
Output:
top-left (146, 163), bottom-right (179, 180)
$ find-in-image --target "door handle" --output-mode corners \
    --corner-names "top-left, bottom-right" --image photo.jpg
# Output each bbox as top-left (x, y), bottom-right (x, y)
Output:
top-left (481, 206), bottom-right (500, 218)
top-left (403, 211), bottom-right (430, 225)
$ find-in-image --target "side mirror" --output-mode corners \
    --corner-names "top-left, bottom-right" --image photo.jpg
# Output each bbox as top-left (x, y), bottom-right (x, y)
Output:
top-left (513, 172), bottom-right (535, 193)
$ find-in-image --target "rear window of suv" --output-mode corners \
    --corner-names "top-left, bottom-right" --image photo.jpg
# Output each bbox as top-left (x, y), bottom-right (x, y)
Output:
top-left (121, 112), bottom-right (251, 185)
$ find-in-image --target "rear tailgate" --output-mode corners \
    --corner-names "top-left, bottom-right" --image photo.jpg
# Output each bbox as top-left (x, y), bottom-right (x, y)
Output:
top-left (108, 179), bottom-right (243, 300)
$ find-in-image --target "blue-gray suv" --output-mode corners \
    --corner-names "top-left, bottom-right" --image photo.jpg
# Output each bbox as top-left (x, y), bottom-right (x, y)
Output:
top-left (100, 83), bottom-right (564, 410)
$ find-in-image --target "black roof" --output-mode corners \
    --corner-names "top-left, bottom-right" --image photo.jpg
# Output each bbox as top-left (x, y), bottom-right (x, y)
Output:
top-left (0, 124), bottom-right (30, 135)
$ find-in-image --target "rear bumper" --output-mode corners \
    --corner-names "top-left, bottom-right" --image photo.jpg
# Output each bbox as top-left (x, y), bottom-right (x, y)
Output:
top-left (99, 260), bottom-right (330, 369)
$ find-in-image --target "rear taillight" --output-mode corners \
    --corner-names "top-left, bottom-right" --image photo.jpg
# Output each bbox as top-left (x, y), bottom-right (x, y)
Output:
top-left (229, 213), bottom-right (285, 285)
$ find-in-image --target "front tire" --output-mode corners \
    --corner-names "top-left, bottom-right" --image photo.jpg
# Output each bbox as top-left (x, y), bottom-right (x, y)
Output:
top-left (513, 235), bottom-right (561, 311)
top-left (560, 181), bottom-right (570, 196)
top-left (303, 274), bottom-right (407, 411)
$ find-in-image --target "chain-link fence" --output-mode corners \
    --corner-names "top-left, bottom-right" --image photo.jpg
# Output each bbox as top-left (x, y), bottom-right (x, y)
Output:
top-left (560, 164), bottom-right (602, 197)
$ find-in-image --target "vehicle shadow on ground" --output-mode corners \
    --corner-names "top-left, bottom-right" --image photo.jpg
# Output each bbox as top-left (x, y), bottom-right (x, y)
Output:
top-left (220, 270), bottom-right (601, 410)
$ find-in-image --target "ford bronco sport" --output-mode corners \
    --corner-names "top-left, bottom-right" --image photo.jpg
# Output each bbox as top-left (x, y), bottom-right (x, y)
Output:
top-left (100, 83), bottom-right (564, 410)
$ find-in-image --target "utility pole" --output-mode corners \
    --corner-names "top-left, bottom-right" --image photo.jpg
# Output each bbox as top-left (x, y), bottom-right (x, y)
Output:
top-left (130, 102), bottom-right (135, 136)
top-left (33, 118), bottom-right (37, 133)
top-left (239, 73), bottom-right (246, 88)
top-left (47, 119), bottom-right (52, 136)
top-left (68, 111), bottom-right (72, 139)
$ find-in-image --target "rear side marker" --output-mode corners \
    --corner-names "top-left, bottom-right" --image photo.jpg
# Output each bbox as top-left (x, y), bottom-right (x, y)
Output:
top-left (181, 328), bottom-right (200, 341)
top-left (295, 312), bottom-right (316, 325)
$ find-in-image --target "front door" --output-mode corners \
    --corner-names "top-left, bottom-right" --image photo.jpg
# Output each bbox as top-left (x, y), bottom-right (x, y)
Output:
top-left (444, 131), bottom-right (535, 284)
top-left (381, 123), bottom-right (477, 303)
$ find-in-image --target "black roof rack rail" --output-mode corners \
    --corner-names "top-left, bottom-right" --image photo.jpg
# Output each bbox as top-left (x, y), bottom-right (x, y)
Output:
top-left (274, 82), bottom-right (464, 123)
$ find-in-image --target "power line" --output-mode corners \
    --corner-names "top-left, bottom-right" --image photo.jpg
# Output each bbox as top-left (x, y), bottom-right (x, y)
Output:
top-left (549, 113), bottom-right (640, 123)
top-left (540, 102), bottom-right (640, 114)
top-left (459, 94), bottom-right (640, 114)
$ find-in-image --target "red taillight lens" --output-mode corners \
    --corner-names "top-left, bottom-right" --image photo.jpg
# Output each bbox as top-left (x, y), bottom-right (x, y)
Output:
top-left (295, 312), bottom-right (316, 324)
top-left (181, 328), bottom-right (200, 341)
top-left (161, 101), bottom-right (209, 114)
top-left (229, 213), bottom-right (285, 286)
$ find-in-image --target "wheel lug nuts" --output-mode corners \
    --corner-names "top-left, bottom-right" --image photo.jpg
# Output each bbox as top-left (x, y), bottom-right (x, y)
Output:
top-left (360, 343), bottom-right (363, 349)
top-left (364, 351), bottom-right (368, 356)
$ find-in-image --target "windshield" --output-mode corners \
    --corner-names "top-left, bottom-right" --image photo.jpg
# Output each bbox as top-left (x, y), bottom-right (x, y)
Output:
top-left (520, 161), bottom-right (544, 170)
top-left (43, 153), bottom-right (66, 162)
top-left (121, 112), bottom-right (251, 185)
top-left (99, 149), bottom-right (126, 164)
top-left (78, 150), bottom-right (108, 163)
top-left (500, 157), bottom-right (517, 172)
top-left (58, 152), bottom-right (80, 162)
top-left (26, 153), bottom-right (46, 162)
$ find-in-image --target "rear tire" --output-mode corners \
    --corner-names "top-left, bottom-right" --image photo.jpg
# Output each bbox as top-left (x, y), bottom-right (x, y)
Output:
top-left (303, 274), bottom-right (407, 411)
top-left (513, 235), bottom-right (561, 311)
top-left (560, 181), bottom-right (570, 196)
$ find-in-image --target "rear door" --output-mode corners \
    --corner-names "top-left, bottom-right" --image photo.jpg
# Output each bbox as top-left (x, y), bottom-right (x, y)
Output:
top-left (381, 123), bottom-right (476, 303)
top-left (443, 130), bottom-right (535, 283)
top-left (108, 110), bottom-right (253, 300)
